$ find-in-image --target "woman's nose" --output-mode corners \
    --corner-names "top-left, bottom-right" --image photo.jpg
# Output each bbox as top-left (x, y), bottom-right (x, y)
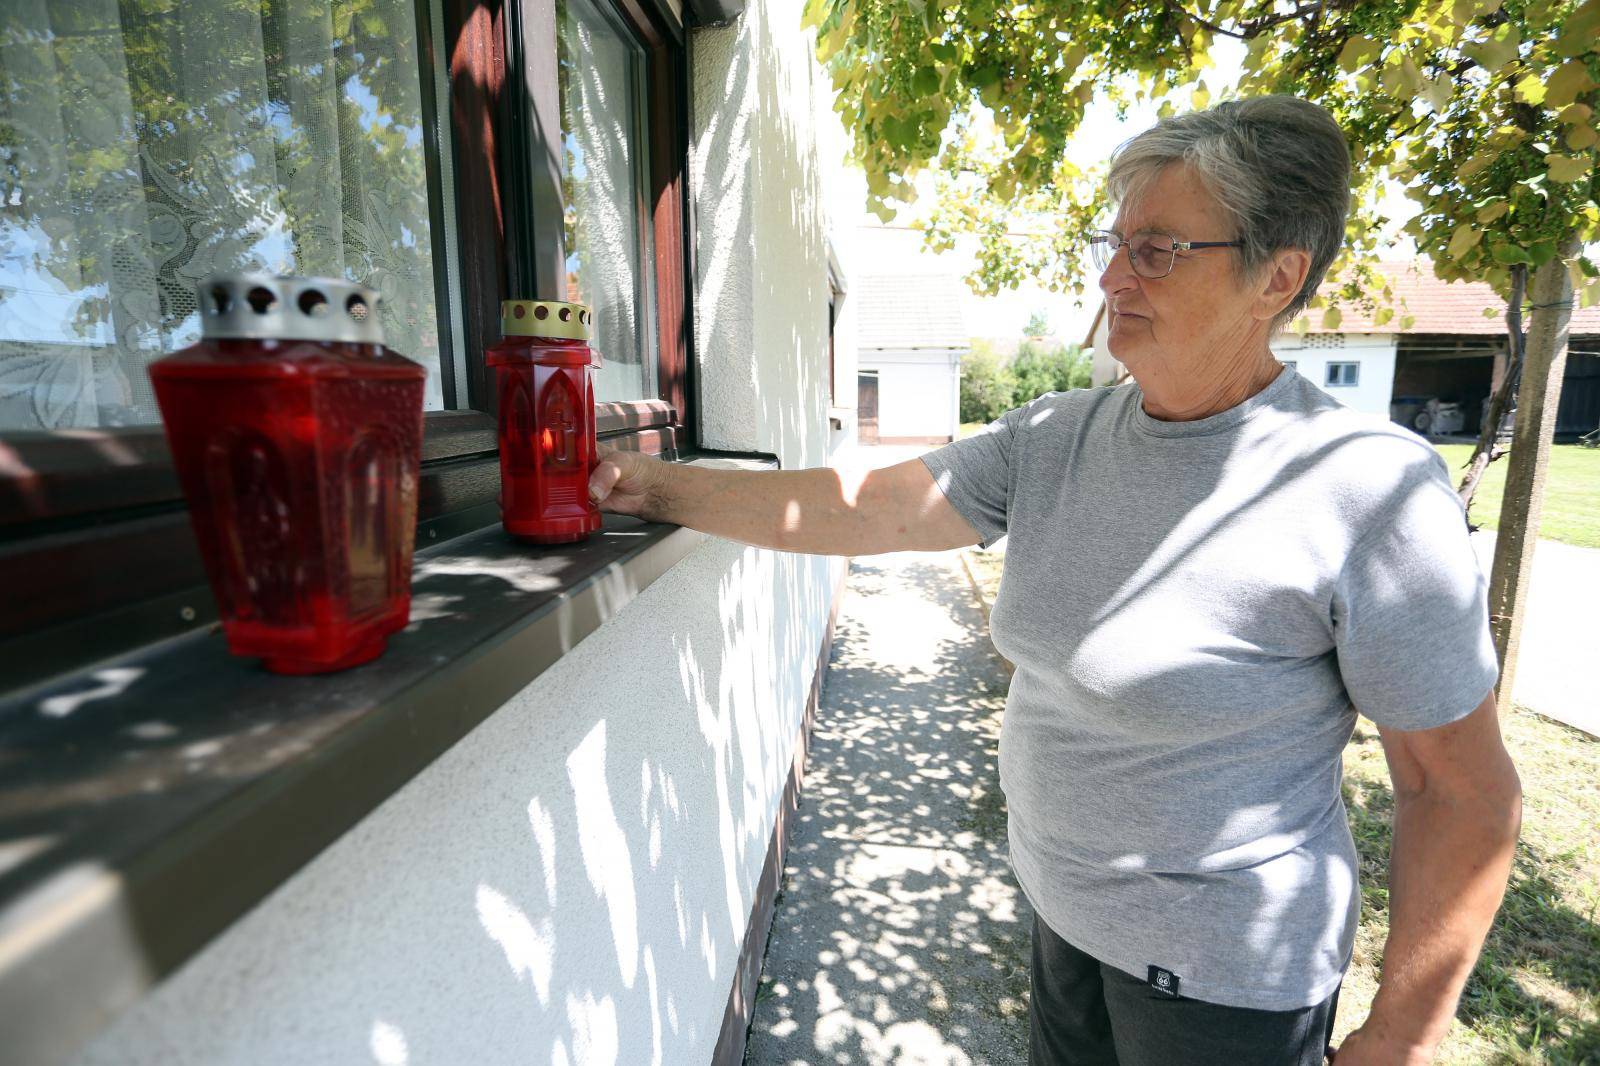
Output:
top-left (1098, 246), bottom-right (1138, 296)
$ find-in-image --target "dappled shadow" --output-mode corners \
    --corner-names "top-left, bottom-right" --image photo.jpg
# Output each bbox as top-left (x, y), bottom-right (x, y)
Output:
top-left (1343, 768), bottom-right (1600, 1063)
top-left (747, 554), bottom-right (1031, 1066)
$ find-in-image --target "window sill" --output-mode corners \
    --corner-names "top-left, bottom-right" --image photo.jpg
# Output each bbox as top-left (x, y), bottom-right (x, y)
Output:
top-left (0, 453), bottom-right (774, 1066)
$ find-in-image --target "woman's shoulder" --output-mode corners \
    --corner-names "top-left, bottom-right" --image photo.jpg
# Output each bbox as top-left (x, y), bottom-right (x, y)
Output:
top-left (1273, 383), bottom-right (1455, 505)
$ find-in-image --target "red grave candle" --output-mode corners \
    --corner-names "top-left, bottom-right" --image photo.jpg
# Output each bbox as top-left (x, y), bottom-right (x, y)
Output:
top-left (486, 300), bottom-right (603, 544)
top-left (149, 275), bottom-right (427, 674)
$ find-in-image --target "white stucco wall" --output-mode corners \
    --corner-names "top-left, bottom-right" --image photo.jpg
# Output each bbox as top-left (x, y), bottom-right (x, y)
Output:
top-left (1271, 333), bottom-right (1398, 418)
top-left (691, 0), bottom-right (832, 470)
top-left (66, 3), bottom-right (845, 1064)
top-left (859, 349), bottom-right (961, 440)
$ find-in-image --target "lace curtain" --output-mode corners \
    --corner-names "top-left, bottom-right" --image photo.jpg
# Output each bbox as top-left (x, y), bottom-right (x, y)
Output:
top-left (558, 0), bottom-right (655, 403)
top-left (0, 0), bottom-right (446, 431)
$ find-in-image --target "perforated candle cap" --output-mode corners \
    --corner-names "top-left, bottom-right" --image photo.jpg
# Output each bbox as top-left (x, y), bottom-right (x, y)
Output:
top-left (197, 274), bottom-right (385, 344)
top-left (502, 300), bottom-right (593, 341)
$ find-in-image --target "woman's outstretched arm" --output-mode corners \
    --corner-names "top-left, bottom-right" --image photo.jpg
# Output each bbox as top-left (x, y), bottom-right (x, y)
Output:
top-left (587, 448), bottom-right (981, 556)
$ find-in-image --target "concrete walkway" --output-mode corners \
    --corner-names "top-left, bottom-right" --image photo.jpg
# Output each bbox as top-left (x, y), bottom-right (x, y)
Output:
top-left (1470, 532), bottom-right (1599, 737)
top-left (744, 551), bottom-right (1031, 1066)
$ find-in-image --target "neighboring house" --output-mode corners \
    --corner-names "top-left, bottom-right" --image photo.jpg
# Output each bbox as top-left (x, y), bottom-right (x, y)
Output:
top-left (0, 3), bottom-right (855, 1066)
top-left (1087, 262), bottom-right (1600, 438)
top-left (855, 272), bottom-right (969, 444)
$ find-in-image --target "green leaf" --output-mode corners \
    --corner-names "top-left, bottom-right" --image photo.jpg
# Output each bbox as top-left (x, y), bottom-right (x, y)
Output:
top-left (1546, 60), bottom-right (1595, 108)
top-left (1546, 152), bottom-right (1592, 182)
top-left (1568, 124), bottom-right (1600, 151)
top-left (1400, 314), bottom-right (1416, 330)
top-left (1558, 103), bottom-right (1594, 125)
top-left (970, 63), bottom-right (1002, 89)
top-left (1492, 242), bottom-right (1530, 264)
top-left (1562, 0), bottom-right (1600, 44)
top-left (1514, 73), bottom-right (1547, 105)
top-left (1374, 306), bottom-right (1395, 326)
top-left (1467, 23), bottom-right (1520, 72)
top-left (1448, 223), bottom-right (1482, 258)
top-left (1322, 306), bottom-right (1343, 329)
top-left (1337, 36), bottom-right (1382, 72)
top-left (913, 66), bottom-right (941, 97)
top-left (1423, 73), bottom-right (1454, 112)
top-left (1476, 200), bottom-right (1510, 223)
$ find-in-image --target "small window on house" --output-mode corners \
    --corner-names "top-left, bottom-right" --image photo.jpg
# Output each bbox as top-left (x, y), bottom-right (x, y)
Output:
top-left (1325, 362), bottom-right (1359, 387)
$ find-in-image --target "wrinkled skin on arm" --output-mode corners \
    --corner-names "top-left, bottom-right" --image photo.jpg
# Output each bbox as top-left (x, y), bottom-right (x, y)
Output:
top-left (1334, 692), bottom-right (1521, 1064)
top-left (587, 447), bottom-right (982, 556)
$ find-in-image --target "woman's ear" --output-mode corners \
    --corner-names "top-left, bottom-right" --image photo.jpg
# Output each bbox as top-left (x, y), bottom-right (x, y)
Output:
top-left (1255, 248), bottom-right (1313, 322)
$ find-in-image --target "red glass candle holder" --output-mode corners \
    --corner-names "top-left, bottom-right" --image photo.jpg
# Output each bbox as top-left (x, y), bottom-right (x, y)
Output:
top-left (485, 300), bottom-right (603, 544)
top-left (149, 275), bottom-right (427, 674)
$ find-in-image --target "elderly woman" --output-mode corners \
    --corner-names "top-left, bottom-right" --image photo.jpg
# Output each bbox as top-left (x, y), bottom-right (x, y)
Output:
top-left (589, 97), bottom-right (1521, 1066)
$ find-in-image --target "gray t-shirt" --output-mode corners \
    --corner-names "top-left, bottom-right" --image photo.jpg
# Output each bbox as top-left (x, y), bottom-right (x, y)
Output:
top-left (921, 367), bottom-right (1499, 1011)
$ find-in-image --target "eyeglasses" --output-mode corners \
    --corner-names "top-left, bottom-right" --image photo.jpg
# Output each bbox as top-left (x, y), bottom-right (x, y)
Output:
top-left (1088, 229), bottom-right (1244, 280)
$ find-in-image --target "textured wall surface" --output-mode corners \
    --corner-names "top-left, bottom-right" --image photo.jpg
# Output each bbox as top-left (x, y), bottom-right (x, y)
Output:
top-left (690, 0), bottom-right (831, 469)
top-left (67, 2), bottom-right (844, 1063)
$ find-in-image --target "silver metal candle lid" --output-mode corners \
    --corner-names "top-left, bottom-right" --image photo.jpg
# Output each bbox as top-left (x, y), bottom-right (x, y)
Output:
top-left (196, 274), bottom-right (385, 344)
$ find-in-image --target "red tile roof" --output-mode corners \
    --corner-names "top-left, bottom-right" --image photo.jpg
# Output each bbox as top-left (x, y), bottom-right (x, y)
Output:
top-left (1311, 261), bottom-right (1600, 336)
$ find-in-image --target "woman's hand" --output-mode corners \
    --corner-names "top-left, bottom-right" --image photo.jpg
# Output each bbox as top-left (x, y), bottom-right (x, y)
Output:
top-left (588, 447), bottom-right (669, 519)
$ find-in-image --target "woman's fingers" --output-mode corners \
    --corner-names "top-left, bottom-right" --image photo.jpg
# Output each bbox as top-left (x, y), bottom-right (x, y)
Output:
top-left (589, 454), bottom-right (623, 506)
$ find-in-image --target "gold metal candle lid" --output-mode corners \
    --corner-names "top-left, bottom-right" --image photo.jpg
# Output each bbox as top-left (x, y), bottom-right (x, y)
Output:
top-left (502, 300), bottom-right (593, 341)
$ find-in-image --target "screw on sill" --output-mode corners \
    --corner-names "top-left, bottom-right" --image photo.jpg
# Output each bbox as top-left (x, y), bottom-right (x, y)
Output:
top-left (180, 606), bottom-right (196, 622)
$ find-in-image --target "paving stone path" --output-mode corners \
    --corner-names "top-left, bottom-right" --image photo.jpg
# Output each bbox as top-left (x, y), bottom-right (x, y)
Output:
top-left (745, 550), bottom-right (1031, 1066)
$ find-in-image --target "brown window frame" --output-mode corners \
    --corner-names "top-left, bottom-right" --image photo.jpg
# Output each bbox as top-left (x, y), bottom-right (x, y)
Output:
top-left (468, 0), bottom-right (690, 440)
top-left (0, 0), bottom-right (692, 693)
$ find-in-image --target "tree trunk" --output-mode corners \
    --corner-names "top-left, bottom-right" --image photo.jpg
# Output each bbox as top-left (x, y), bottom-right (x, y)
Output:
top-left (1457, 265), bottom-right (1527, 512)
top-left (1485, 239), bottom-right (1579, 716)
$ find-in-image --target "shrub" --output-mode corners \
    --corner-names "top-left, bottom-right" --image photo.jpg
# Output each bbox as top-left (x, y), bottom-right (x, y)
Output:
top-left (1010, 340), bottom-right (1092, 402)
top-left (959, 342), bottom-right (1016, 424)
top-left (960, 340), bottom-right (1092, 424)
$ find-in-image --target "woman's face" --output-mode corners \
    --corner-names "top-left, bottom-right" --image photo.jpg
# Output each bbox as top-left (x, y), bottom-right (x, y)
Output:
top-left (1098, 164), bottom-right (1268, 389)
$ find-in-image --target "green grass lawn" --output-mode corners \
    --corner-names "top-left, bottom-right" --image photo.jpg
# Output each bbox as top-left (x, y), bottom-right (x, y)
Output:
top-left (1338, 710), bottom-right (1600, 1064)
top-left (1434, 444), bottom-right (1600, 550)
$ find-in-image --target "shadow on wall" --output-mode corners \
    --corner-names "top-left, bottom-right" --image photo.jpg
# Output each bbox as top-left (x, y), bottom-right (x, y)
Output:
top-left (442, 548), bottom-right (840, 1064)
top-left (692, 0), bottom-right (830, 471)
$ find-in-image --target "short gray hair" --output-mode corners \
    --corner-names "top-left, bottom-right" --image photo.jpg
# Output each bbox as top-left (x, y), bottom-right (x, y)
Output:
top-left (1106, 96), bottom-right (1351, 326)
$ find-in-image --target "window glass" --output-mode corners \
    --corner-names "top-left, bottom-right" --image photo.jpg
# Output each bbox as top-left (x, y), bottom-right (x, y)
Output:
top-left (0, 0), bottom-right (449, 431)
top-left (1325, 362), bottom-right (1359, 387)
top-left (557, 0), bottom-right (657, 403)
